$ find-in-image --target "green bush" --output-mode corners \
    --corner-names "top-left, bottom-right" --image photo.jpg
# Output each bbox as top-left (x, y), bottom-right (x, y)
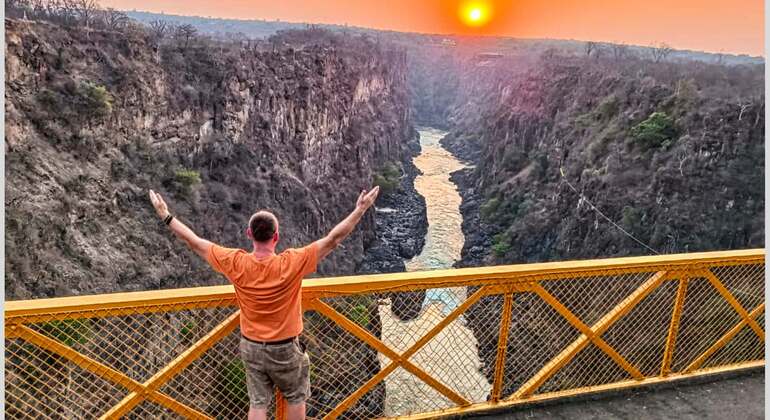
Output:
top-left (381, 162), bottom-right (400, 179)
top-left (179, 320), bottom-right (197, 342)
top-left (348, 304), bottom-right (370, 328)
top-left (491, 232), bottom-right (512, 257)
top-left (480, 198), bottom-right (501, 221)
top-left (37, 81), bottom-right (113, 127)
top-left (596, 95), bottom-right (619, 120)
top-left (41, 319), bottom-right (92, 346)
top-left (175, 169), bottom-right (201, 186)
top-left (220, 358), bottom-right (248, 409)
top-left (372, 161), bottom-right (401, 196)
top-left (621, 206), bottom-right (643, 233)
top-left (630, 112), bottom-right (676, 150)
top-left (76, 81), bottom-right (113, 120)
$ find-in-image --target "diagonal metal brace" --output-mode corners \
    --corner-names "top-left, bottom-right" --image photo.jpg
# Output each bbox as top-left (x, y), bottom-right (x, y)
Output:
top-left (308, 287), bottom-right (503, 419)
top-left (7, 324), bottom-right (212, 419)
top-left (100, 311), bottom-right (241, 419)
top-left (510, 272), bottom-right (667, 399)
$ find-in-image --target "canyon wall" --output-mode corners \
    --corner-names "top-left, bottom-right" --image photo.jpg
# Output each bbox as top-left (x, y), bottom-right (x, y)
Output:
top-left (5, 20), bottom-right (414, 299)
top-left (439, 50), bottom-right (764, 398)
top-left (4, 20), bottom-right (422, 418)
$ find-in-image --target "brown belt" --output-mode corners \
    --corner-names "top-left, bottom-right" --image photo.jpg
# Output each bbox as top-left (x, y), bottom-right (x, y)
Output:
top-left (241, 334), bottom-right (296, 346)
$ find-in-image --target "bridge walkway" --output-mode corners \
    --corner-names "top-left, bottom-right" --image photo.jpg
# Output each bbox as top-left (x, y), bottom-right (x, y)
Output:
top-left (472, 370), bottom-right (764, 420)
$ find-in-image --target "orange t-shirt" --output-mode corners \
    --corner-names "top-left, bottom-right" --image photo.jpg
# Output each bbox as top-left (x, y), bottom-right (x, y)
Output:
top-left (206, 242), bottom-right (318, 341)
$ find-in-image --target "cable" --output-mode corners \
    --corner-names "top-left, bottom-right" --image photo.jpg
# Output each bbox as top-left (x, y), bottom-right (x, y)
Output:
top-left (559, 167), bottom-right (660, 255)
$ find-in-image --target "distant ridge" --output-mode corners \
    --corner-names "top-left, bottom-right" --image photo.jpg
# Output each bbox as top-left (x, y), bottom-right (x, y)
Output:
top-left (124, 10), bottom-right (763, 66)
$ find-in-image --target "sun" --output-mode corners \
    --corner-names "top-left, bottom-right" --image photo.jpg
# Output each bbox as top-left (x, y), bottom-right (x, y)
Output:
top-left (469, 8), bottom-right (482, 22)
top-left (460, 2), bottom-right (492, 27)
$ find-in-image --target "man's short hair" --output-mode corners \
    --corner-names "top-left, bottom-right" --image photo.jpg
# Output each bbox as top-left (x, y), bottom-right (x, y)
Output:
top-left (249, 211), bottom-right (278, 242)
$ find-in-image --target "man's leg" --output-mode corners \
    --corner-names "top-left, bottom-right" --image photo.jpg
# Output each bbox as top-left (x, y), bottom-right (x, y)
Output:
top-left (266, 341), bottom-right (310, 420)
top-left (286, 402), bottom-right (306, 420)
top-left (248, 407), bottom-right (268, 420)
top-left (241, 339), bottom-right (271, 420)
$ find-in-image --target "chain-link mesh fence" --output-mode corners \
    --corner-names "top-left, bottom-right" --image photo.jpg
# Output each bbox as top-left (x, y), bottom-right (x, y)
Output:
top-left (5, 252), bottom-right (765, 419)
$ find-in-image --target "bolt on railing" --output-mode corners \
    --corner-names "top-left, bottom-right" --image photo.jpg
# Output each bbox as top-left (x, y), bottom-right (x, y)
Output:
top-left (5, 249), bottom-right (765, 419)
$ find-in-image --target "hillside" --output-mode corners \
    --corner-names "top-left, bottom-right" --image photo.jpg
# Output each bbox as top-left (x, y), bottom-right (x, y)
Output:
top-left (5, 19), bottom-right (415, 299)
top-left (430, 50), bottom-right (765, 397)
top-left (442, 53), bottom-right (765, 266)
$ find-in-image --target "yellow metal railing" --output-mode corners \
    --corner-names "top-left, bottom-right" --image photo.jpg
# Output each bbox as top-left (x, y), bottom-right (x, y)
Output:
top-left (5, 249), bottom-right (765, 419)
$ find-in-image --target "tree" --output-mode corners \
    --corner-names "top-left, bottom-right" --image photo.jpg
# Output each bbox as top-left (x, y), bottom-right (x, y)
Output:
top-left (57, 0), bottom-right (80, 25)
top-left (650, 42), bottom-right (673, 63)
top-left (102, 8), bottom-right (128, 31)
top-left (74, 0), bottom-right (99, 29)
top-left (585, 41), bottom-right (597, 57)
top-left (715, 51), bottom-right (725, 65)
top-left (630, 111), bottom-right (677, 150)
top-left (148, 19), bottom-right (169, 44)
top-left (174, 23), bottom-right (197, 52)
top-left (610, 43), bottom-right (629, 61)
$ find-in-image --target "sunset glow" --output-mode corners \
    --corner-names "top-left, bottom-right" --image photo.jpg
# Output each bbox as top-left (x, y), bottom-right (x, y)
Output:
top-left (460, 2), bottom-right (491, 27)
top-left (99, 0), bottom-right (764, 56)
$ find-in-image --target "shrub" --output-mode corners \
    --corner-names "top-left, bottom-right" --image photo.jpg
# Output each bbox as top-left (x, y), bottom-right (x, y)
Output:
top-left (491, 232), bottom-right (512, 257)
top-left (41, 319), bottom-right (92, 346)
top-left (174, 169), bottom-right (202, 197)
top-left (348, 304), bottom-right (370, 328)
top-left (75, 81), bottom-right (113, 120)
top-left (480, 197), bottom-right (501, 221)
top-left (372, 162), bottom-right (401, 196)
top-left (220, 358), bottom-right (248, 410)
top-left (175, 169), bottom-right (201, 186)
top-left (179, 320), bottom-right (197, 343)
top-left (630, 112), bottom-right (676, 150)
top-left (621, 206), bottom-right (644, 233)
top-left (596, 95), bottom-right (619, 120)
top-left (37, 81), bottom-right (113, 127)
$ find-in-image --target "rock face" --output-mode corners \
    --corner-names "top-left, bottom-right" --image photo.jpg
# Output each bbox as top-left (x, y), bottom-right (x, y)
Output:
top-left (443, 53), bottom-right (765, 267)
top-left (358, 129), bottom-right (429, 321)
top-left (4, 20), bottom-right (423, 419)
top-left (358, 129), bottom-right (426, 275)
top-left (437, 51), bottom-right (765, 397)
top-left (5, 20), bottom-right (414, 299)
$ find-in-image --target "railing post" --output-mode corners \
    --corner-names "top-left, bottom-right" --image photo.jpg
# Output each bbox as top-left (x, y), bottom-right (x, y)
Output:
top-left (275, 389), bottom-right (287, 420)
top-left (660, 272), bottom-right (689, 377)
top-left (491, 293), bottom-right (514, 402)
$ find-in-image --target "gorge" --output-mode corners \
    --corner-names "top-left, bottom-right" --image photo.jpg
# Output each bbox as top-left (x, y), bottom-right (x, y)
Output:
top-left (4, 7), bottom-right (765, 419)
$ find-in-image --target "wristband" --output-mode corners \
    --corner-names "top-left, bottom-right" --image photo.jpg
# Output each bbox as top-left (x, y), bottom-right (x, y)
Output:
top-left (164, 214), bottom-right (174, 225)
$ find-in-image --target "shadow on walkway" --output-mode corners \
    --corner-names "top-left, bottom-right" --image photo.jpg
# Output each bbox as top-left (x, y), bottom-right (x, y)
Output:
top-left (465, 370), bottom-right (764, 420)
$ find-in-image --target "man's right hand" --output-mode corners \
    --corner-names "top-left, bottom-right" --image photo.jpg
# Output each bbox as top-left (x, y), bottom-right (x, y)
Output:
top-left (315, 186), bottom-right (381, 260)
top-left (355, 186), bottom-right (380, 212)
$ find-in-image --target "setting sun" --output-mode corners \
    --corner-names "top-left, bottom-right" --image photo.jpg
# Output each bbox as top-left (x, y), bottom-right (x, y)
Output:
top-left (460, 1), bottom-right (492, 27)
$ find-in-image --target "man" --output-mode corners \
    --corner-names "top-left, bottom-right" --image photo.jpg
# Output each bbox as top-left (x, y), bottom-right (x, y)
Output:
top-left (148, 186), bottom-right (380, 420)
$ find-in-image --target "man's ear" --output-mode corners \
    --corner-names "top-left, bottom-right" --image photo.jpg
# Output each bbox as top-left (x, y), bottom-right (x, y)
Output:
top-left (246, 228), bottom-right (253, 240)
top-left (273, 232), bottom-right (280, 244)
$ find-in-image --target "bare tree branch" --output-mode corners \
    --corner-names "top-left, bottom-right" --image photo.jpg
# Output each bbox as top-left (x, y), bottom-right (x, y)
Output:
top-left (102, 8), bottom-right (128, 31)
top-left (649, 42), bottom-right (673, 63)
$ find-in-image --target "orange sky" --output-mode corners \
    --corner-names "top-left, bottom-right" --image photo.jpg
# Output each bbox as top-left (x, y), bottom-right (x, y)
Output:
top-left (102, 0), bottom-right (764, 56)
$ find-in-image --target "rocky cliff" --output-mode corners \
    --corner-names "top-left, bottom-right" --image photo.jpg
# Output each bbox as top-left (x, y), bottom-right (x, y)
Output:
top-left (439, 51), bottom-right (764, 398)
top-left (443, 53), bottom-right (764, 267)
top-left (5, 18), bottom-right (427, 419)
top-left (5, 20), bottom-right (415, 299)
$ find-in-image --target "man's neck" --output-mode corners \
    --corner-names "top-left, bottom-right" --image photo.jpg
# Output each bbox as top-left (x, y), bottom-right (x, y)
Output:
top-left (251, 243), bottom-right (276, 259)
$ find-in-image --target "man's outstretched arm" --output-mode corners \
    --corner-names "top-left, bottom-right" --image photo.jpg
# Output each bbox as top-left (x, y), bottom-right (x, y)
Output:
top-left (149, 190), bottom-right (213, 260)
top-left (315, 186), bottom-right (379, 260)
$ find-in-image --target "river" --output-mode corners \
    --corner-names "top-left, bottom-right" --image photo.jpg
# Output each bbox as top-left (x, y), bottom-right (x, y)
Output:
top-left (377, 128), bottom-right (490, 416)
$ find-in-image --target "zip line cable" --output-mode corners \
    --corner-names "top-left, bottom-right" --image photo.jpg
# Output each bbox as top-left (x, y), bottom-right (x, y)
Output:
top-left (559, 167), bottom-right (660, 255)
top-left (559, 168), bottom-right (764, 299)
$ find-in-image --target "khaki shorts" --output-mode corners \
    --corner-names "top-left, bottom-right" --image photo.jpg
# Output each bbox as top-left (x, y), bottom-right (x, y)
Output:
top-left (239, 336), bottom-right (311, 409)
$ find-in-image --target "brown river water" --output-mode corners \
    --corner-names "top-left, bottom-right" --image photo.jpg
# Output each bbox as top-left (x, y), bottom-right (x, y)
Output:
top-left (378, 128), bottom-right (490, 416)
